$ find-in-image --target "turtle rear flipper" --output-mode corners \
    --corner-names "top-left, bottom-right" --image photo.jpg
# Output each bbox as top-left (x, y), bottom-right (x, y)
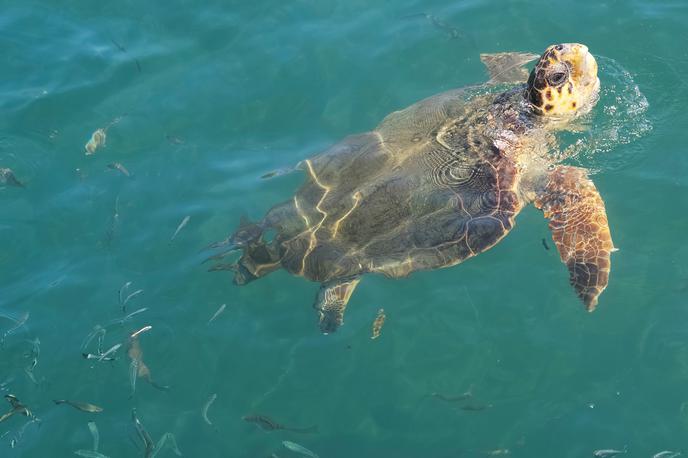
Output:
top-left (535, 166), bottom-right (614, 310)
top-left (314, 277), bottom-right (361, 334)
top-left (480, 52), bottom-right (539, 84)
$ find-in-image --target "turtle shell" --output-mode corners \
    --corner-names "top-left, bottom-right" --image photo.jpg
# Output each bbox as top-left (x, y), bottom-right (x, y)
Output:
top-left (265, 89), bottom-right (523, 282)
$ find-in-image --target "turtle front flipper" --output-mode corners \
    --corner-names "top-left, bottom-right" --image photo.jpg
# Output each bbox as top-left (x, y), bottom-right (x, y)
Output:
top-left (535, 166), bottom-right (614, 311)
top-left (480, 52), bottom-right (539, 83)
top-left (314, 277), bottom-right (361, 334)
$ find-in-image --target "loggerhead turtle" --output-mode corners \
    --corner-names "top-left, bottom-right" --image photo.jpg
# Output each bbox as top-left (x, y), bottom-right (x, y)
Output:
top-left (208, 43), bottom-right (614, 333)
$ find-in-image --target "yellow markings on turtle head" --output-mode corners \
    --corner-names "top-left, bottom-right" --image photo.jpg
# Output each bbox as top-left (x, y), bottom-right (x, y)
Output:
top-left (527, 43), bottom-right (600, 118)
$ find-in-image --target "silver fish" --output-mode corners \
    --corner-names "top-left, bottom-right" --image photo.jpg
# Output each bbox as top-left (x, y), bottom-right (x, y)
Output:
top-left (207, 304), bottom-right (227, 324)
top-left (82, 352), bottom-right (115, 362)
top-left (24, 338), bottom-right (40, 383)
top-left (107, 162), bottom-right (130, 177)
top-left (202, 393), bottom-right (217, 426)
top-left (129, 360), bottom-right (139, 396)
top-left (53, 400), bottom-right (103, 413)
top-left (131, 325), bottom-right (152, 339)
top-left (123, 289), bottom-right (143, 307)
top-left (81, 326), bottom-right (106, 352)
top-left (88, 421), bottom-right (99, 452)
top-left (0, 168), bottom-right (24, 187)
top-left (98, 343), bottom-right (122, 362)
top-left (430, 388), bottom-right (473, 403)
top-left (593, 448), bottom-right (627, 457)
top-left (74, 450), bottom-right (110, 458)
top-left (653, 452), bottom-right (681, 458)
top-left (131, 409), bottom-right (155, 458)
top-left (105, 307), bottom-right (148, 327)
top-left (170, 215), bottom-right (191, 242)
top-left (119, 281), bottom-right (132, 305)
top-left (282, 441), bottom-right (319, 458)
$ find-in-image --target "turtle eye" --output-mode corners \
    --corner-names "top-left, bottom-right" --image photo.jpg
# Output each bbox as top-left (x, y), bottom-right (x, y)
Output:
top-left (548, 72), bottom-right (567, 86)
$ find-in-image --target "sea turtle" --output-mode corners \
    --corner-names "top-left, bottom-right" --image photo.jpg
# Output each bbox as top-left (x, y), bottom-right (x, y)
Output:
top-left (208, 43), bottom-right (614, 333)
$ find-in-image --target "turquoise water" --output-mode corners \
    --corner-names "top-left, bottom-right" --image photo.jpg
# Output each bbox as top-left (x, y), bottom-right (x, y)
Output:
top-left (0, 0), bottom-right (686, 457)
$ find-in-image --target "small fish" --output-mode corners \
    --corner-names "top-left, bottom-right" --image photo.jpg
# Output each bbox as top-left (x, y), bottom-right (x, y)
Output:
top-left (131, 325), bottom-right (152, 339)
top-left (282, 441), bottom-right (319, 458)
top-left (24, 367), bottom-right (38, 385)
top-left (542, 238), bottom-right (550, 250)
top-left (1, 394), bottom-right (31, 422)
top-left (430, 389), bottom-right (473, 403)
top-left (110, 38), bottom-right (126, 52)
top-left (0, 168), bottom-right (24, 187)
top-left (207, 304), bottom-right (227, 324)
top-left (106, 307), bottom-right (148, 327)
top-left (82, 353), bottom-right (115, 362)
top-left (24, 337), bottom-right (40, 371)
top-left (7, 417), bottom-right (40, 449)
top-left (107, 162), bottom-right (130, 177)
top-left (88, 420), bottom-right (99, 451)
top-left (129, 360), bottom-right (139, 396)
top-left (85, 128), bottom-right (107, 155)
top-left (482, 449), bottom-right (510, 456)
top-left (81, 325), bottom-right (106, 352)
top-left (74, 450), bottom-right (110, 458)
top-left (653, 452), bottom-right (681, 458)
top-left (53, 400), bottom-right (104, 413)
top-left (134, 59), bottom-right (142, 73)
top-left (243, 415), bottom-right (317, 434)
top-left (131, 409), bottom-right (154, 458)
top-left (460, 402), bottom-right (493, 411)
top-left (170, 216), bottom-right (191, 242)
top-left (202, 393), bottom-right (217, 426)
top-left (593, 448), bottom-right (627, 457)
top-left (97, 343), bottom-right (122, 362)
top-left (371, 308), bottom-right (386, 339)
top-left (122, 289), bottom-right (144, 311)
top-left (119, 281), bottom-right (132, 305)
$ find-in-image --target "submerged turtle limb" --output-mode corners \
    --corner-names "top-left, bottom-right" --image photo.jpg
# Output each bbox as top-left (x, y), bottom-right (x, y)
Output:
top-left (480, 51), bottom-right (539, 84)
top-left (314, 276), bottom-right (361, 334)
top-left (233, 242), bottom-right (282, 285)
top-left (535, 166), bottom-right (614, 310)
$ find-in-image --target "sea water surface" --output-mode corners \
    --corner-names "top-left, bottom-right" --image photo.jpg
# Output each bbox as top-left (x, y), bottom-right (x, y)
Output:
top-left (1, 1), bottom-right (687, 457)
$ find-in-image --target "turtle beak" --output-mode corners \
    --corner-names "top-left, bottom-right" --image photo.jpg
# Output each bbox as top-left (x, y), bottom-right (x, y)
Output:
top-left (561, 43), bottom-right (598, 89)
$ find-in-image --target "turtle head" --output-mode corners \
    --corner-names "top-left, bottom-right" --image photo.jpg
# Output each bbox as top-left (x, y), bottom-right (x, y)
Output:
top-left (526, 43), bottom-right (599, 118)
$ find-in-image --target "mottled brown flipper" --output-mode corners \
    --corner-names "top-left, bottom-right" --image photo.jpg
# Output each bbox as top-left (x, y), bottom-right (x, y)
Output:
top-left (314, 277), bottom-right (360, 334)
top-left (535, 166), bottom-right (614, 310)
top-left (480, 52), bottom-right (539, 83)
